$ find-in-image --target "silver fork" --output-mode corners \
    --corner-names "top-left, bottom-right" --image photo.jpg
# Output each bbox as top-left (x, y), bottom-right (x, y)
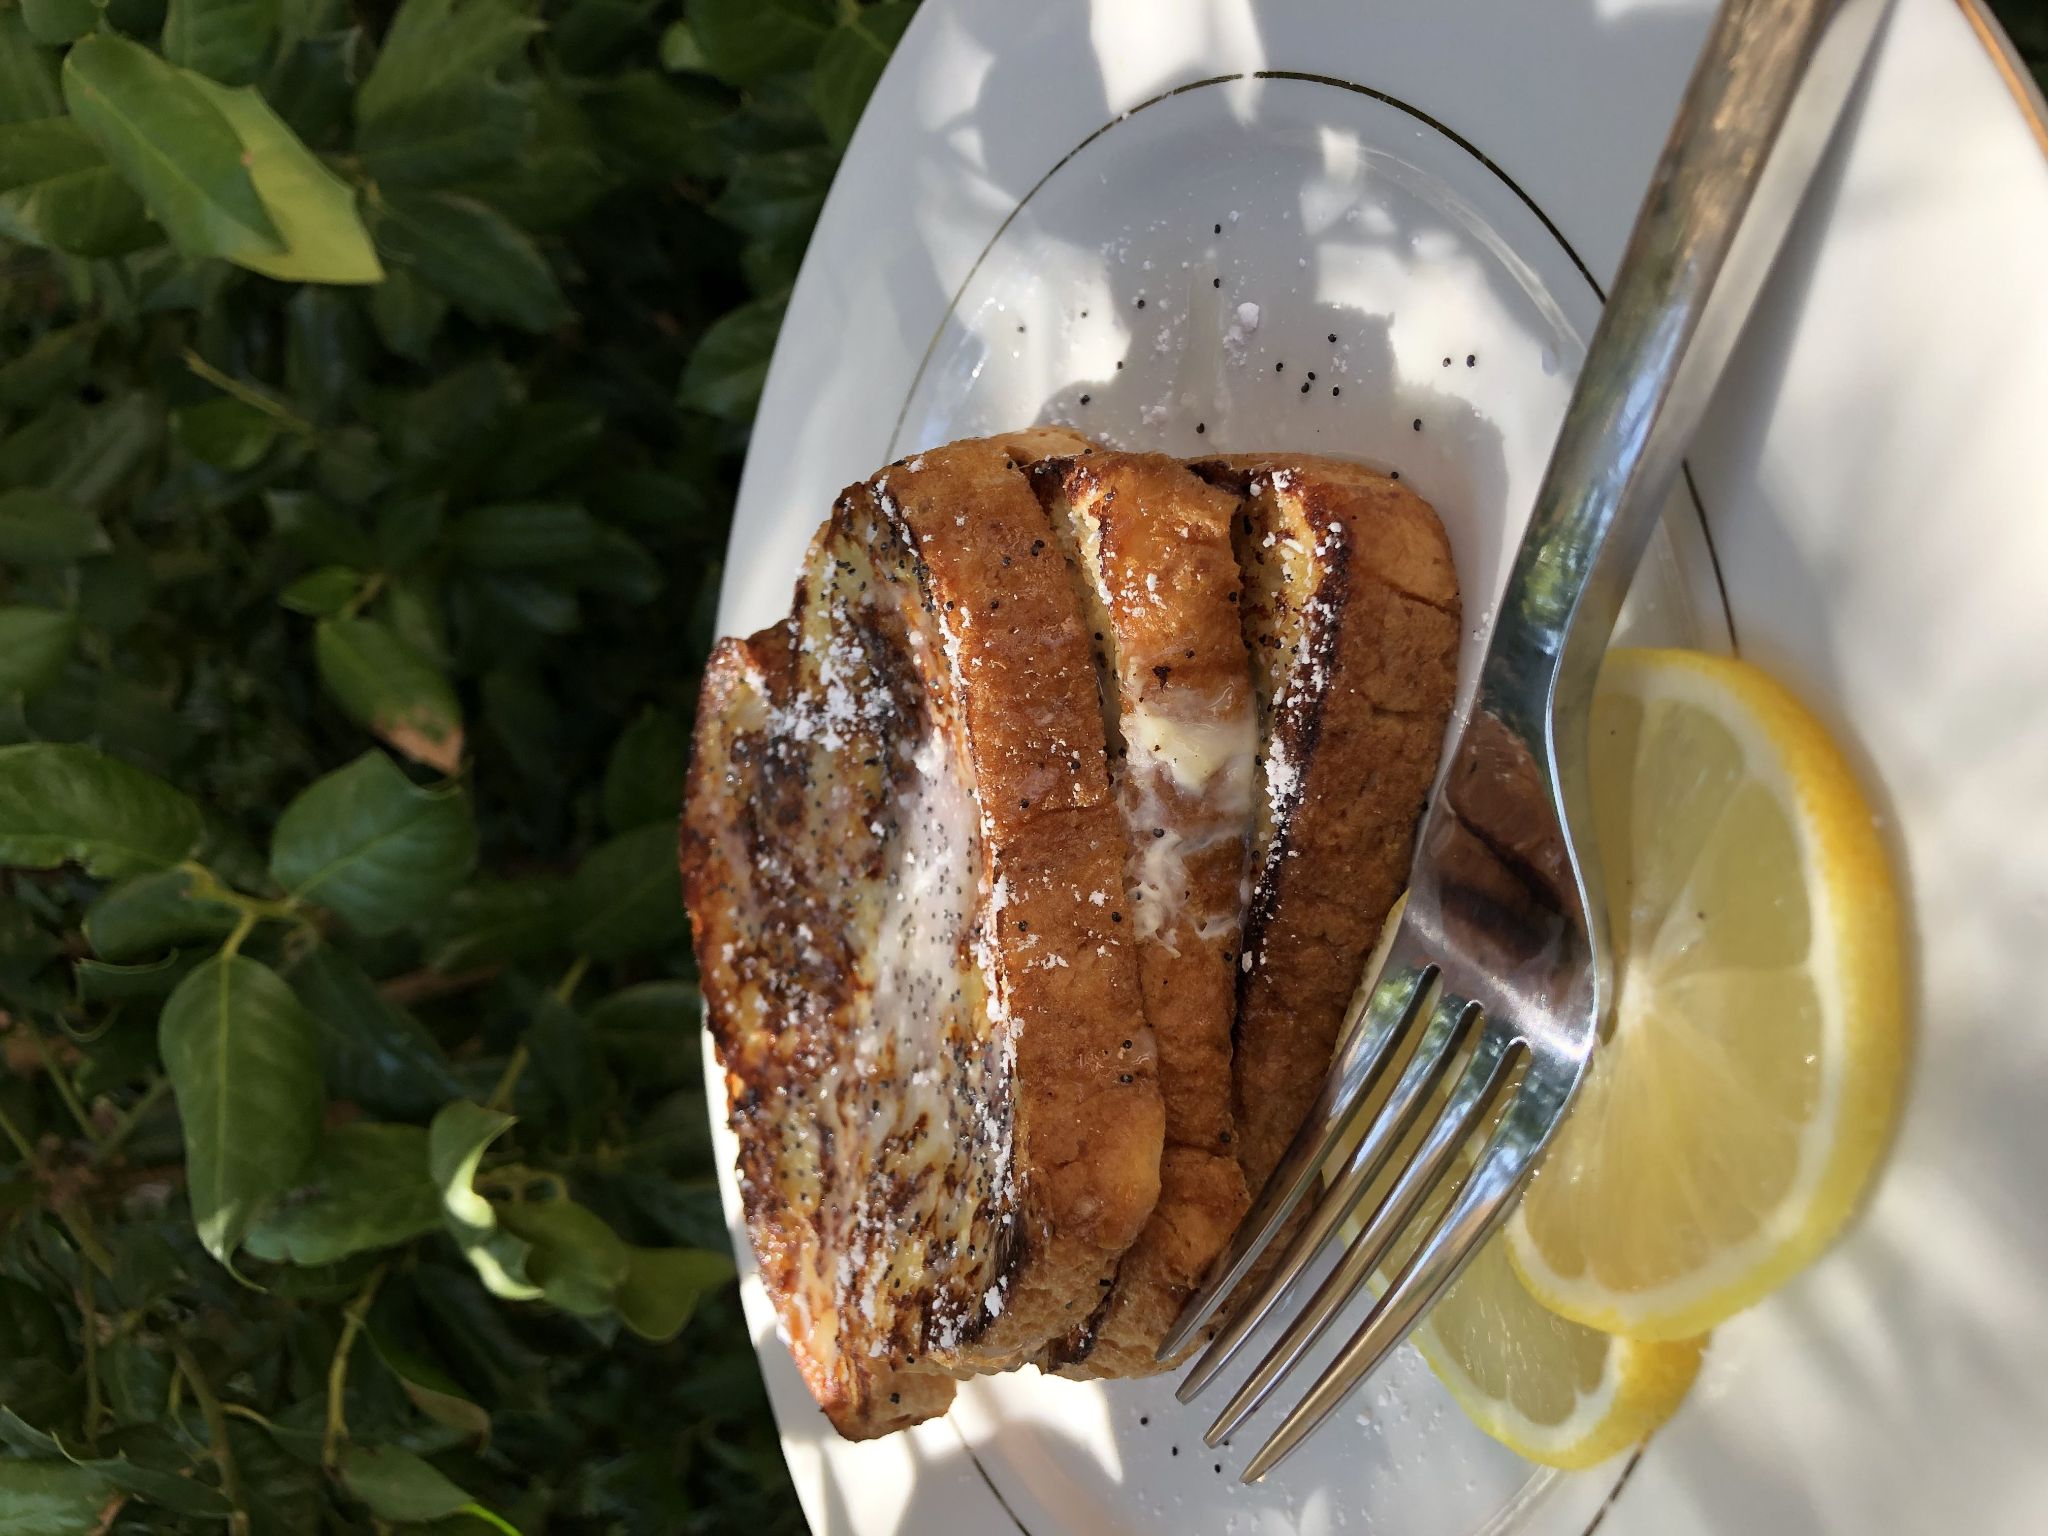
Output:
top-left (1157, 0), bottom-right (1892, 1481)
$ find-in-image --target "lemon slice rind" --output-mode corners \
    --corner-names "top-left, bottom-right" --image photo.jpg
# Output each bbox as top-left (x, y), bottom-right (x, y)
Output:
top-left (1504, 648), bottom-right (1904, 1341)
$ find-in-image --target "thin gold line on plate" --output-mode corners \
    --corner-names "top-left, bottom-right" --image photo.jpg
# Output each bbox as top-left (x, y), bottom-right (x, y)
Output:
top-left (1954, 0), bottom-right (2048, 158)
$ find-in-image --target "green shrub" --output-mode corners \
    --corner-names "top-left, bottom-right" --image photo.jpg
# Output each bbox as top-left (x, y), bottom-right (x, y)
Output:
top-left (0, 1), bottom-right (910, 1529)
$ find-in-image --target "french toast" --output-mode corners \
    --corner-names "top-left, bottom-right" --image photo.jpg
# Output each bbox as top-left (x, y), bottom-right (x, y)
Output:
top-left (1028, 452), bottom-right (1257, 1377)
top-left (682, 432), bottom-right (1166, 1439)
top-left (1190, 455), bottom-right (1462, 1197)
top-left (684, 436), bottom-right (1462, 1433)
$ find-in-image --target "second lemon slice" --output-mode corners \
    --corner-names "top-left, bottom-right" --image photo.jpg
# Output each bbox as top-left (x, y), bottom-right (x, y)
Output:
top-left (1401, 1231), bottom-right (1703, 1469)
top-left (1506, 648), bottom-right (1905, 1340)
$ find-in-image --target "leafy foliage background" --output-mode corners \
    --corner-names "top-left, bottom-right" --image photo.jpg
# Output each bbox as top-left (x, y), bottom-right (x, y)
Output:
top-left (0, 0), bottom-right (913, 1530)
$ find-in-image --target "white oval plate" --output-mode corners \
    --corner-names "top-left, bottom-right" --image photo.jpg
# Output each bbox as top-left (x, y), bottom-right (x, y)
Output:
top-left (705, 2), bottom-right (2048, 1532)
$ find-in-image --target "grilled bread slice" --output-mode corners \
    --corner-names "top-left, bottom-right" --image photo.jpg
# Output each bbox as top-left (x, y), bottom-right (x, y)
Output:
top-left (1190, 454), bottom-right (1461, 1196)
top-left (1028, 452), bottom-right (1256, 1377)
top-left (683, 432), bottom-right (1165, 1439)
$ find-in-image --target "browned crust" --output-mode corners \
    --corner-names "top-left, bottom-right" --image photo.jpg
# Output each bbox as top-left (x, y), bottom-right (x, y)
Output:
top-left (871, 437), bottom-right (1164, 1374)
top-left (1028, 452), bottom-right (1254, 1377)
top-left (684, 625), bottom-right (954, 1437)
top-left (683, 431), bottom-right (1162, 1437)
top-left (1191, 453), bottom-right (1461, 1195)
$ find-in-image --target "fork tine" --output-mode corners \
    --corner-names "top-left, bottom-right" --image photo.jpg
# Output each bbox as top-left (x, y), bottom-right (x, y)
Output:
top-left (1175, 987), bottom-right (1481, 1404)
top-left (1155, 951), bottom-right (1435, 1362)
top-left (1201, 1019), bottom-right (1515, 1447)
top-left (1240, 1065), bottom-right (1559, 1484)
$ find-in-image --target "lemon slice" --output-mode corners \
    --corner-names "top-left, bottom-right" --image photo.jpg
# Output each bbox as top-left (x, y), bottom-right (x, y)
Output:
top-left (1506, 648), bottom-right (1905, 1339)
top-left (1399, 1231), bottom-right (1704, 1469)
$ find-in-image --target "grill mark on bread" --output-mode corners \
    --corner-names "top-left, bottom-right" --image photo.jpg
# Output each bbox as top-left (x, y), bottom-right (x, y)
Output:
top-left (1190, 454), bottom-right (1461, 1196)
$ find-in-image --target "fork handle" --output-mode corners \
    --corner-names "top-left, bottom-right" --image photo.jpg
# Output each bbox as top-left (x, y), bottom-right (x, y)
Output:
top-left (1491, 0), bottom-right (1887, 700)
top-left (1482, 0), bottom-right (1888, 725)
top-left (1465, 0), bottom-right (1890, 983)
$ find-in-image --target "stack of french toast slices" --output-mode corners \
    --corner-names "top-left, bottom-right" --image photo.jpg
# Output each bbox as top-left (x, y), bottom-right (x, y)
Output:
top-left (682, 431), bottom-right (1461, 1438)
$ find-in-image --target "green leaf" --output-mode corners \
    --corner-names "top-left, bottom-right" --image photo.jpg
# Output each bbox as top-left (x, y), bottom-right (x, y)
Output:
top-left (551, 0), bottom-right (654, 73)
top-left (313, 617), bottom-right (465, 774)
top-left (85, 869), bottom-right (240, 962)
top-left (588, 979), bottom-right (703, 1093)
top-left (523, 992), bottom-right (600, 1139)
top-left (602, 707), bottom-right (690, 832)
top-left (570, 525), bottom-right (664, 604)
top-left (409, 1261), bottom-right (547, 1409)
top-left (357, 73), bottom-right (532, 187)
top-left (658, 18), bottom-right (709, 72)
top-left (269, 750), bottom-right (477, 933)
top-left (0, 118), bottom-right (157, 258)
top-left (614, 1245), bottom-right (734, 1341)
top-left (367, 268), bottom-right (447, 361)
top-left (76, 952), bottom-right (194, 1002)
top-left (242, 1122), bottom-right (440, 1265)
top-left (61, 34), bottom-right (284, 265)
top-left (376, 498), bottom-right (447, 573)
top-left (0, 398), bottom-right (80, 491)
top-left (21, 0), bottom-right (99, 47)
top-left (447, 501), bottom-right (597, 568)
top-left (678, 292), bottom-right (784, 421)
top-left (362, 1326), bottom-right (490, 1442)
top-left (460, 81), bottom-right (610, 232)
top-left (260, 17), bottom-right (355, 145)
top-left (810, 2), bottom-right (914, 148)
top-left (587, 70), bottom-right (727, 184)
top-left (427, 1101), bottom-right (540, 1301)
top-left (419, 878), bottom-right (567, 971)
top-left (0, 1460), bottom-right (108, 1534)
top-left (0, 1279), bottom-right (77, 1432)
top-left (0, 743), bottom-right (203, 877)
top-left (284, 943), bottom-right (461, 1115)
top-left (313, 424), bottom-right (394, 504)
top-left (481, 401), bottom-right (602, 497)
top-left (163, 0), bottom-right (279, 86)
top-left (286, 286), bottom-right (369, 421)
top-left (386, 355), bottom-right (513, 464)
top-left (0, 1419), bottom-right (236, 1518)
top-left (65, 1453), bottom-right (232, 1518)
top-left (356, 0), bottom-right (539, 127)
top-left (0, 326), bottom-right (94, 409)
top-left (568, 823), bottom-right (687, 961)
top-left (45, 392), bottom-right (161, 510)
top-left (277, 564), bottom-right (362, 617)
top-left (711, 145), bottom-right (832, 241)
top-left (352, 0), bottom-right (540, 191)
top-left (225, 1422), bottom-right (323, 1528)
top-left (336, 1442), bottom-right (472, 1522)
top-left (371, 188), bottom-right (566, 333)
top-left (488, 1190), bottom-right (628, 1317)
top-left (0, 1408), bottom-right (63, 1460)
top-left (587, 978), bottom-right (702, 1036)
top-left (470, 572), bottom-right (578, 636)
top-left (184, 73), bottom-right (383, 283)
top-left (172, 397), bottom-right (278, 470)
top-left (688, 0), bottom-right (833, 85)
top-left (159, 952), bottom-right (324, 1269)
top-left (96, 1335), bottom-right (172, 1425)
top-left (0, 17), bottom-right (63, 126)
top-left (0, 608), bottom-right (77, 698)
top-left (0, 491), bottom-right (108, 564)
top-left (266, 488), bottom-right (373, 567)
